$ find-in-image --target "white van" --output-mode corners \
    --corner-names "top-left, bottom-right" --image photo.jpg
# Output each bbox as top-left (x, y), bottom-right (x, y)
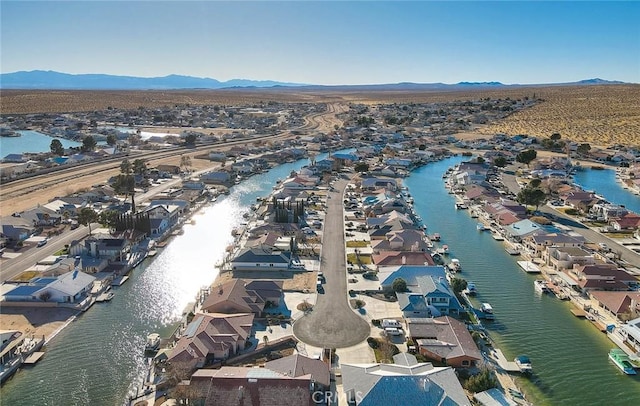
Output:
top-left (384, 327), bottom-right (402, 336)
top-left (381, 319), bottom-right (402, 329)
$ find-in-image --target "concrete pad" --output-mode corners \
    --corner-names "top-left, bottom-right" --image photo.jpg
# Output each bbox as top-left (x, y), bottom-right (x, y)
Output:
top-left (335, 339), bottom-right (375, 364)
top-left (1, 252), bottom-right (21, 259)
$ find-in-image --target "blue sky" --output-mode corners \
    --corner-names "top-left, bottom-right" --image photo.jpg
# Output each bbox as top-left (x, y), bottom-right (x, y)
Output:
top-left (1, 1), bottom-right (639, 85)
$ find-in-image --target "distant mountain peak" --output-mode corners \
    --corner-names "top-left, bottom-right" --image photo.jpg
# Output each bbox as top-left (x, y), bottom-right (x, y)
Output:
top-left (576, 78), bottom-right (624, 85)
top-left (456, 81), bottom-right (504, 86)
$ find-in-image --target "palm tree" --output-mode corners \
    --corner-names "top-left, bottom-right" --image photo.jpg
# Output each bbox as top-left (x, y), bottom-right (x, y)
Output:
top-left (114, 159), bottom-right (136, 213)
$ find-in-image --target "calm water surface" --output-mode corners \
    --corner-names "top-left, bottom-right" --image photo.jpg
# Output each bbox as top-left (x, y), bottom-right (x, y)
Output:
top-left (574, 168), bottom-right (640, 214)
top-left (405, 157), bottom-right (640, 406)
top-left (0, 153), bottom-right (335, 405)
top-left (0, 131), bottom-right (82, 156)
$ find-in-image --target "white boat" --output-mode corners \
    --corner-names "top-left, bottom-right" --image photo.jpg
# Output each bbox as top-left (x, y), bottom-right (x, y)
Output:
top-left (477, 223), bottom-right (486, 231)
top-left (515, 355), bottom-right (533, 374)
top-left (464, 282), bottom-right (477, 296)
top-left (448, 258), bottom-right (461, 272)
top-left (145, 333), bottom-right (161, 354)
top-left (480, 303), bottom-right (495, 320)
top-left (534, 279), bottom-right (551, 294)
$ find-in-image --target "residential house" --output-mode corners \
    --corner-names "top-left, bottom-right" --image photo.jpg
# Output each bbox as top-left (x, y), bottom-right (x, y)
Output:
top-left (565, 263), bottom-right (636, 293)
top-left (3, 270), bottom-right (95, 303)
top-left (201, 279), bottom-right (283, 316)
top-left (590, 203), bottom-right (628, 222)
top-left (504, 219), bottom-right (543, 242)
top-left (200, 171), bottom-right (232, 185)
top-left (230, 246), bottom-right (292, 271)
top-left (609, 213), bottom-right (640, 231)
top-left (265, 353), bottom-right (330, 388)
top-left (588, 290), bottom-right (640, 320)
top-left (361, 177), bottom-right (398, 192)
top-left (396, 275), bottom-right (463, 317)
top-left (1, 217), bottom-right (34, 242)
top-left (523, 232), bottom-right (586, 257)
top-left (168, 313), bottom-right (254, 368)
top-left (178, 366), bottom-right (314, 406)
top-left (545, 246), bottom-right (595, 271)
top-left (379, 265), bottom-right (447, 290)
top-left (371, 229), bottom-right (430, 253)
top-left (372, 251), bottom-right (435, 267)
top-left (407, 316), bottom-right (482, 368)
top-left (620, 317), bottom-right (640, 353)
top-left (341, 354), bottom-right (470, 406)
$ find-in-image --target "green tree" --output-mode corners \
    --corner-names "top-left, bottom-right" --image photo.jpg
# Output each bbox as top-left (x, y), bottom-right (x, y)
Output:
top-left (493, 156), bottom-right (507, 168)
top-left (114, 159), bottom-right (137, 213)
top-left (81, 135), bottom-right (97, 152)
top-left (50, 139), bottom-right (65, 156)
top-left (463, 367), bottom-right (498, 393)
top-left (106, 134), bottom-right (117, 146)
top-left (577, 143), bottom-right (591, 156)
top-left (450, 277), bottom-right (468, 294)
top-left (529, 178), bottom-right (542, 189)
top-left (132, 159), bottom-right (147, 176)
top-left (77, 207), bottom-right (99, 236)
top-left (517, 187), bottom-right (547, 210)
top-left (392, 278), bottom-right (408, 293)
top-left (184, 133), bottom-right (197, 146)
top-left (99, 210), bottom-right (119, 229)
top-left (354, 162), bottom-right (369, 173)
top-left (516, 149), bottom-right (537, 167)
top-left (550, 132), bottom-right (562, 141)
top-left (180, 155), bottom-right (192, 173)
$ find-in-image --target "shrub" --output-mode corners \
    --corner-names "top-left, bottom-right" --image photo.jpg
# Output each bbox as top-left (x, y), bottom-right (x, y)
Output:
top-left (367, 337), bottom-right (379, 349)
top-left (463, 367), bottom-right (498, 393)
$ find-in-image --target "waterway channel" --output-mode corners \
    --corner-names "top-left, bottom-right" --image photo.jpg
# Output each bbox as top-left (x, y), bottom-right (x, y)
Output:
top-left (405, 156), bottom-right (640, 406)
top-left (0, 152), bottom-right (336, 405)
top-left (573, 167), bottom-right (640, 214)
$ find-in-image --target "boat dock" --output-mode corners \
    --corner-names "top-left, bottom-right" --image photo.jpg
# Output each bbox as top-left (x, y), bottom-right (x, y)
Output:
top-left (23, 352), bottom-right (45, 365)
top-left (489, 349), bottom-right (522, 372)
top-left (112, 276), bottom-right (129, 286)
top-left (517, 261), bottom-right (541, 273)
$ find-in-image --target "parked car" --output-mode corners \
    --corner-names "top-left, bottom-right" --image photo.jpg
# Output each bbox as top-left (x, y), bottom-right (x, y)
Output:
top-left (37, 239), bottom-right (48, 247)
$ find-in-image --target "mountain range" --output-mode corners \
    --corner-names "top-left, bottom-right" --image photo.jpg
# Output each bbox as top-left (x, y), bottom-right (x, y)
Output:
top-left (0, 70), bottom-right (627, 90)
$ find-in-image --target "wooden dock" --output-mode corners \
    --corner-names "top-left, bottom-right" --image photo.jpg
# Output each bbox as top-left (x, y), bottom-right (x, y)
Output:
top-left (23, 352), bottom-right (45, 365)
top-left (517, 261), bottom-right (541, 274)
top-left (571, 308), bottom-right (587, 317)
top-left (490, 349), bottom-right (521, 372)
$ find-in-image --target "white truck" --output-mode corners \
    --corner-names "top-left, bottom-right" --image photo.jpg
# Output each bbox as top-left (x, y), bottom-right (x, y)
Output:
top-left (381, 319), bottom-right (402, 329)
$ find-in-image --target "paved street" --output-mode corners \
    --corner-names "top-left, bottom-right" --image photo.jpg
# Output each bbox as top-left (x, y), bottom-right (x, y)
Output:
top-left (293, 177), bottom-right (370, 348)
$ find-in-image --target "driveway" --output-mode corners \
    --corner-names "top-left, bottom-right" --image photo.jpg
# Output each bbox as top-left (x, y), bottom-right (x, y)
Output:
top-left (293, 176), bottom-right (370, 348)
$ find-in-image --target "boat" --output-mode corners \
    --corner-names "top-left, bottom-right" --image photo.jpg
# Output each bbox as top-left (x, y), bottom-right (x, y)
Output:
top-left (515, 355), bottom-right (533, 374)
top-left (431, 233), bottom-right (441, 241)
top-left (448, 258), bottom-right (461, 272)
top-left (608, 349), bottom-right (637, 375)
top-left (436, 245), bottom-right (449, 255)
top-left (491, 232), bottom-right (504, 241)
top-left (470, 210), bottom-right (479, 219)
top-left (534, 279), bottom-right (551, 294)
top-left (476, 223), bottom-right (486, 231)
top-left (145, 333), bottom-right (161, 354)
top-left (480, 303), bottom-right (495, 320)
top-left (464, 282), bottom-right (477, 296)
top-left (455, 202), bottom-right (468, 210)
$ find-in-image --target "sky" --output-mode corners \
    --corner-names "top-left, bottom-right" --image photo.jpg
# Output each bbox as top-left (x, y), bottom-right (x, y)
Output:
top-left (1, 1), bottom-right (639, 85)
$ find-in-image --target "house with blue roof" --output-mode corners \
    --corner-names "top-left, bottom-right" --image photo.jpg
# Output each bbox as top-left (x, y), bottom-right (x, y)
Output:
top-left (504, 219), bottom-right (543, 241)
top-left (379, 265), bottom-right (447, 288)
top-left (341, 353), bottom-right (470, 406)
top-left (397, 275), bottom-right (463, 317)
top-left (3, 270), bottom-right (95, 303)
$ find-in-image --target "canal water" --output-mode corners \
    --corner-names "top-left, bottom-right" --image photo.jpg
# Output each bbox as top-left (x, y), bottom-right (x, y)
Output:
top-left (574, 168), bottom-right (640, 214)
top-left (0, 153), bottom-right (334, 405)
top-left (0, 131), bottom-right (82, 157)
top-left (405, 157), bottom-right (640, 406)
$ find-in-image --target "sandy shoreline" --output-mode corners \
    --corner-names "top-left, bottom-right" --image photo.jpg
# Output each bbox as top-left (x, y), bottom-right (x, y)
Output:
top-left (0, 307), bottom-right (79, 342)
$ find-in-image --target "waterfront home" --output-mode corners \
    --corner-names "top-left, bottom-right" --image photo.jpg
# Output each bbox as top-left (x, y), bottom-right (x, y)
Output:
top-left (3, 270), bottom-right (95, 303)
top-left (373, 251), bottom-right (436, 267)
top-left (280, 175), bottom-right (318, 190)
top-left (361, 177), bottom-right (398, 192)
top-left (265, 353), bottom-right (330, 388)
top-left (0, 330), bottom-right (24, 367)
top-left (396, 275), bottom-right (463, 317)
top-left (620, 317), bottom-right (640, 353)
top-left (177, 366), bottom-right (315, 406)
top-left (167, 313), bottom-right (254, 368)
top-left (201, 279), bottom-right (283, 316)
top-left (230, 246), bottom-right (292, 271)
top-left (565, 263), bottom-right (636, 293)
top-left (524, 232), bottom-right (586, 257)
top-left (545, 246), bottom-right (595, 271)
top-left (73, 234), bottom-right (131, 262)
top-left (588, 290), bottom-right (640, 320)
top-left (407, 316), bottom-right (482, 368)
top-left (562, 191), bottom-right (599, 213)
top-left (379, 265), bottom-right (447, 289)
top-left (609, 213), bottom-right (640, 231)
top-left (371, 229), bottom-right (431, 252)
top-left (590, 203), bottom-right (629, 222)
top-left (341, 353), bottom-right (470, 406)
top-left (200, 171), bottom-right (231, 185)
top-left (366, 210), bottom-right (413, 229)
top-left (367, 197), bottom-right (410, 216)
top-left (452, 161), bottom-right (490, 186)
top-left (503, 219), bottom-right (544, 242)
